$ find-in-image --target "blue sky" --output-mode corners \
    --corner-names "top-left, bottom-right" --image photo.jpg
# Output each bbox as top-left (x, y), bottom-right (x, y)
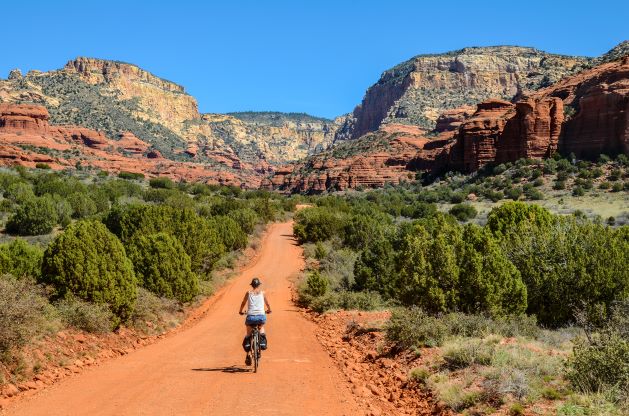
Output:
top-left (2, 0), bottom-right (627, 118)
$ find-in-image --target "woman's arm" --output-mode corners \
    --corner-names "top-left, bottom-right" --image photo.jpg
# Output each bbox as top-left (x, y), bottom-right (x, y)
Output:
top-left (264, 295), bottom-right (272, 313)
top-left (239, 293), bottom-right (248, 314)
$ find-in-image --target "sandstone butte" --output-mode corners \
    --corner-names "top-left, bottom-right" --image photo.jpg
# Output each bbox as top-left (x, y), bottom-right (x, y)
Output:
top-left (265, 56), bottom-right (629, 193)
top-left (0, 103), bottom-right (264, 187)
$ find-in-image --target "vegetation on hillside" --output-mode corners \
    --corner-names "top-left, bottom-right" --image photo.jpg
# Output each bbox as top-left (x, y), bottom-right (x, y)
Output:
top-left (293, 169), bottom-right (628, 413)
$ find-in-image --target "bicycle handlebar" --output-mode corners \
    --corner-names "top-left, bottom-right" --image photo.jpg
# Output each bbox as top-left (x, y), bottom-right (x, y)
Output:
top-left (239, 310), bottom-right (272, 315)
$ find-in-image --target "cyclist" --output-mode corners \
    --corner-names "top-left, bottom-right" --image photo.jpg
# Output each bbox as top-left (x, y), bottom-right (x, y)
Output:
top-left (239, 277), bottom-right (271, 366)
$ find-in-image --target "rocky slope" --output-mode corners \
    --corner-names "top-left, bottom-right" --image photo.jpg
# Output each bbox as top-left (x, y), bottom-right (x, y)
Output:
top-left (335, 46), bottom-right (589, 142)
top-left (0, 58), bottom-right (336, 167)
top-left (267, 43), bottom-right (629, 193)
top-left (0, 103), bottom-right (262, 186)
top-left (200, 112), bottom-right (342, 164)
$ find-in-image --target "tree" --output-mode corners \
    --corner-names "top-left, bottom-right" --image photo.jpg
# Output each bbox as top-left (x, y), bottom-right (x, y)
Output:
top-left (486, 201), bottom-right (554, 237)
top-left (503, 219), bottom-right (629, 326)
top-left (343, 213), bottom-right (390, 249)
top-left (41, 220), bottom-right (137, 325)
top-left (6, 196), bottom-right (58, 235)
top-left (458, 225), bottom-right (527, 316)
top-left (126, 233), bottom-right (198, 302)
top-left (68, 192), bottom-right (98, 218)
top-left (227, 208), bottom-right (258, 234)
top-left (212, 216), bottom-right (248, 251)
top-left (354, 237), bottom-right (397, 297)
top-left (449, 203), bottom-right (478, 222)
top-left (104, 205), bottom-right (225, 272)
top-left (293, 207), bottom-right (346, 243)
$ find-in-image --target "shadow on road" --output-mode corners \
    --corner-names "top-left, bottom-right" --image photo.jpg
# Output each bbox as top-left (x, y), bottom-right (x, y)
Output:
top-left (191, 366), bottom-right (250, 373)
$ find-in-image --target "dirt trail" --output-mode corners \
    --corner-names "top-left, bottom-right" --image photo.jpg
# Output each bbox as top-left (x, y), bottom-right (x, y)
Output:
top-left (3, 221), bottom-right (361, 416)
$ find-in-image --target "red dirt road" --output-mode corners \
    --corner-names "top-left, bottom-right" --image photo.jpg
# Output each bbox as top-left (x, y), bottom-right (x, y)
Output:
top-left (3, 222), bottom-right (361, 416)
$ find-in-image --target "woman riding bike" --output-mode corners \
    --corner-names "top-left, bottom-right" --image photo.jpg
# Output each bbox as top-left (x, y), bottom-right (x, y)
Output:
top-left (239, 277), bottom-right (271, 366)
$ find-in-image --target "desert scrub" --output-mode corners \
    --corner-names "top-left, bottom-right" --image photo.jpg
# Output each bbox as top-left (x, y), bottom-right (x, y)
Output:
top-left (55, 297), bottom-right (113, 333)
top-left (130, 288), bottom-right (182, 334)
top-left (0, 275), bottom-right (57, 359)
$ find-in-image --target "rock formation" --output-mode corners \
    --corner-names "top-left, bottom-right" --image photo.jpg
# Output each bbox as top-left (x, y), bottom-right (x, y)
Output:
top-left (267, 46), bottom-right (628, 193)
top-left (0, 104), bottom-right (261, 187)
top-left (0, 58), bottom-right (339, 167)
top-left (336, 46), bottom-right (589, 142)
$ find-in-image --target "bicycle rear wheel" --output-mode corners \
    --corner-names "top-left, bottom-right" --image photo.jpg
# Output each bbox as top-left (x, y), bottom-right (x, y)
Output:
top-left (252, 332), bottom-right (259, 373)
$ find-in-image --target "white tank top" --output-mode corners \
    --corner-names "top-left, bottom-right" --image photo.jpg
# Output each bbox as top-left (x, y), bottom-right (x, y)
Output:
top-left (247, 291), bottom-right (265, 316)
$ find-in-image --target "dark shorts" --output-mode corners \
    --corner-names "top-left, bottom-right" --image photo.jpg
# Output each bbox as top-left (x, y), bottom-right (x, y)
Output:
top-left (245, 314), bottom-right (266, 326)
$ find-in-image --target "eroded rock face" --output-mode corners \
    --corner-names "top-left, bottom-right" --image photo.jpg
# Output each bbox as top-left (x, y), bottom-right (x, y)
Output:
top-left (0, 104), bottom-right (50, 132)
top-left (0, 104), bottom-right (261, 187)
top-left (434, 106), bottom-right (475, 133)
top-left (337, 46), bottom-right (588, 141)
top-left (450, 57), bottom-right (628, 171)
top-left (449, 97), bottom-right (564, 171)
top-left (264, 124), bottom-right (441, 193)
top-left (268, 52), bottom-right (629, 193)
top-left (547, 58), bottom-right (629, 158)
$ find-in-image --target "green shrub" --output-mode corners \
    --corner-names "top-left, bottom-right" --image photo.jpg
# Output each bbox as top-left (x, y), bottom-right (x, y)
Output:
top-left (118, 171), bottom-right (144, 180)
top-left (104, 205), bottom-right (225, 272)
top-left (553, 180), bottom-right (567, 190)
top-left (572, 186), bottom-right (585, 196)
top-left (41, 220), bottom-right (137, 325)
top-left (386, 307), bottom-right (447, 348)
top-left (505, 186), bottom-right (523, 200)
top-left (442, 338), bottom-right (496, 369)
top-left (293, 207), bottom-right (347, 243)
top-left (449, 203), bottom-right (477, 221)
top-left (35, 163), bottom-right (51, 170)
top-left (486, 202), bottom-right (554, 237)
top-left (611, 182), bottom-right (623, 192)
top-left (130, 287), bottom-right (181, 333)
top-left (149, 177), bottom-right (175, 189)
top-left (0, 276), bottom-right (53, 356)
top-left (67, 192), bottom-right (97, 218)
top-left (126, 233), bottom-right (198, 303)
top-left (314, 242), bottom-right (327, 260)
top-left (342, 213), bottom-right (391, 249)
top-left (458, 225), bottom-right (527, 316)
top-left (55, 297), bottom-right (113, 333)
top-left (503, 218), bottom-right (629, 326)
top-left (4, 182), bottom-right (35, 203)
top-left (0, 239), bottom-right (44, 279)
top-left (567, 334), bottom-right (629, 399)
top-left (304, 271), bottom-right (329, 297)
top-left (227, 208), bottom-right (259, 234)
top-left (394, 222), bottom-right (459, 312)
top-left (354, 236), bottom-right (397, 296)
top-left (525, 188), bottom-right (544, 200)
top-left (409, 366), bottom-right (430, 383)
top-left (34, 174), bottom-right (85, 197)
top-left (213, 216), bottom-right (248, 251)
top-left (6, 196), bottom-right (58, 235)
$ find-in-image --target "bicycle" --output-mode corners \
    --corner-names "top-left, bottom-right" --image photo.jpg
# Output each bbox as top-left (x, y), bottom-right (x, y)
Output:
top-left (240, 310), bottom-right (270, 373)
top-left (250, 324), bottom-right (262, 373)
